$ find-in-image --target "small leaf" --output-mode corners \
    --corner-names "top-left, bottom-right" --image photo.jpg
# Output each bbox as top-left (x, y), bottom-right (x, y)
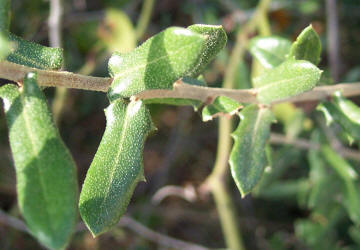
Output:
top-left (79, 99), bottom-right (155, 236)
top-left (0, 73), bottom-right (78, 250)
top-left (186, 24), bottom-right (227, 77)
top-left (255, 60), bottom-right (322, 104)
top-left (202, 96), bottom-right (242, 121)
top-left (99, 8), bottom-right (136, 53)
top-left (317, 91), bottom-right (360, 141)
top-left (6, 33), bottom-right (63, 70)
top-left (249, 36), bottom-right (291, 68)
top-left (229, 104), bottom-right (275, 197)
top-left (288, 25), bottom-right (322, 65)
top-left (143, 76), bottom-right (207, 110)
top-left (108, 27), bottom-right (207, 100)
top-left (321, 145), bottom-right (360, 225)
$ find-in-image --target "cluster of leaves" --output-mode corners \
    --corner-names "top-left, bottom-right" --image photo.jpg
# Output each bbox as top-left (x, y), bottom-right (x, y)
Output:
top-left (2, 0), bottom-right (360, 249)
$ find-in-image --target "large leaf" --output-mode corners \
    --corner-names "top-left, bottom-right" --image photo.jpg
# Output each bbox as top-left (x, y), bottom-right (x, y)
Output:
top-left (6, 33), bottom-right (63, 70)
top-left (249, 36), bottom-right (291, 68)
top-left (186, 24), bottom-right (227, 77)
top-left (321, 145), bottom-right (360, 225)
top-left (108, 27), bottom-right (207, 100)
top-left (254, 60), bottom-right (322, 104)
top-left (229, 104), bottom-right (274, 197)
top-left (202, 96), bottom-right (242, 121)
top-left (317, 91), bottom-right (360, 141)
top-left (79, 99), bottom-right (155, 236)
top-left (288, 25), bottom-right (321, 65)
top-left (0, 73), bottom-right (78, 250)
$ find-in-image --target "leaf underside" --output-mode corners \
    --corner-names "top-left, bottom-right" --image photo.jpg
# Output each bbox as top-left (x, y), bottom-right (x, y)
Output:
top-left (202, 96), bottom-right (241, 121)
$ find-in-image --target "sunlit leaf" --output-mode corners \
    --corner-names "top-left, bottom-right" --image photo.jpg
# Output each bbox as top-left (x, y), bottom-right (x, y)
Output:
top-left (288, 25), bottom-right (321, 65)
top-left (7, 33), bottom-right (63, 70)
top-left (249, 36), bottom-right (291, 68)
top-left (202, 96), bottom-right (242, 121)
top-left (254, 60), bottom-right (322, 104)
top-left (0, 73), bottom-right (78, 250)
top-left (79, 99), bottom-right (155, 236)
top-left (108, 27), bottom-right (207, 100)
top-left (229, 104), bottom-right (275, 197)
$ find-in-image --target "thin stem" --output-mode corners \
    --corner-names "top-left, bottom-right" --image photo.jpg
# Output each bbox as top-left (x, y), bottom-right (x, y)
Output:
top-left (135, 0), bottom-right (156, 40)
top-left (2, 61), bottom-right (360, 104)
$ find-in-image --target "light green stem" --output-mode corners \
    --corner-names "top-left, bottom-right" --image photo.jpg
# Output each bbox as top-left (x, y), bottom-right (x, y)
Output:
top-left (136, 0), bottom-right (156, 40)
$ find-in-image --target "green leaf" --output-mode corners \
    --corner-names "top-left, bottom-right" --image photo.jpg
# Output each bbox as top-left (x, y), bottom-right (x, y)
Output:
top-left (0, 0), bottom-right (10, 30)
top-left (255, 60), bottom-right (322, 104)
top-left (79, 99), bottom-right (155, 236)
top-left (108, 27), bottom-right (207, 100)
top-left (100, 8), bottom-right (136, 53)
top-left (202, 96), bottom-right (242, 121)
top-left (186, 24), bottom-right (227, 77)
top-left (321, 145), bottom-right (360, 225)
top-left (0, 32), bottom-right (10, 59)
top-left (0, 73), bottom-right (78, 250)
top-left (288, 25), bottom-right (322, 65)
top-left (143, 76), bottom-right (206, 110)
top-left (317, 91), bottom-right (360, 141)
top-left (6, 33), bottom-right (63, 70)
top-left (229, 104), bottom-right (275, 197)
top-left (249, 36), bottom-right (291, 68)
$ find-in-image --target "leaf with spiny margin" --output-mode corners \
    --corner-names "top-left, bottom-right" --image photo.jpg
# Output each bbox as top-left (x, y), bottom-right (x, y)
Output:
top-left (317, 91), bottom-right (360, 141)
top-left (0, 73), bottom-right (78, 250)
top-left (0, 0), bottom-right (10, 30)
top-left (229, 104), bottom-right (275, 197)
top-left (79, 99), bottom-right (155, 236)
top-left (6, 33), bottom-right (63, 70)
top-left (202, 96), bottom-right (242, 121)
top-left (186, 24), bottom-right (227, 77)
top-left (143, 76), bottom-right (206, 110)
top-left (254, 60), bottom-right (322, 104)
top-left (249, 36), bottom-right (291, 68)
top-left (321, 145), bottom-right (360, 225)
top-left (107, 27), bottom-right (207, 100)
top-left (288, 25), bottom-right (322, 65)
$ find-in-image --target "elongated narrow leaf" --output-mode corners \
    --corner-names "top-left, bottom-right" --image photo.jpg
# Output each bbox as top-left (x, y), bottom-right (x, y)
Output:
top-left (0, 32), bottom-right (10, 59)
top-left (321, 145), bottom-right (360, 225)
top-left (317, 92), bottom-right (360, 141)
top-left (202, 96), bottom-right (242, 121)
top-left (143, 76), bottom-right (206, 110)
top-left (186, 24), bottom-right (227, 77)
top-left (249, 36), bottom-right (291, 68)
top-left (288, 25), bottom-right (321, 65)
top-left (0, 0), bottom-right (10, 30)
top-left (0, 73), bottom-right (78, 250)
top-left (79, 99), bottom-right (155, 236)
top-left (6, 33), bottom-right (63, 70)
top-left (254, 60), bottom-right (322, 104)
top-left (108, 27), bottom-right (207, 100)
top-left (229, 104), bottom-right (275, 197)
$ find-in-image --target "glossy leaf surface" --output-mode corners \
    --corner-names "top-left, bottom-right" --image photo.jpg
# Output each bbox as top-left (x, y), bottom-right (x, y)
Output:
top-left (202, 96), bottom-right (242, 121)
top-left (6, 33), bottom-right (63, 70)
top-left (249, 36), bottom-right (291, 68)
top-left (108, 27), bottom-right (207, 100)
top-left (0, 74), bottom-right (78, 250)
top-left (229, 104), bottom-right (274, 197)
top-left (186, 24), bottom-right (227, 77)
top-left (288, 25), bottom-right (321, 65)
top-left (317, 91), bottom-right (360, 141)
top-left (254, 60), bottom-right (322, 104)
top-left (79, 99), bottom-right (155, 236)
